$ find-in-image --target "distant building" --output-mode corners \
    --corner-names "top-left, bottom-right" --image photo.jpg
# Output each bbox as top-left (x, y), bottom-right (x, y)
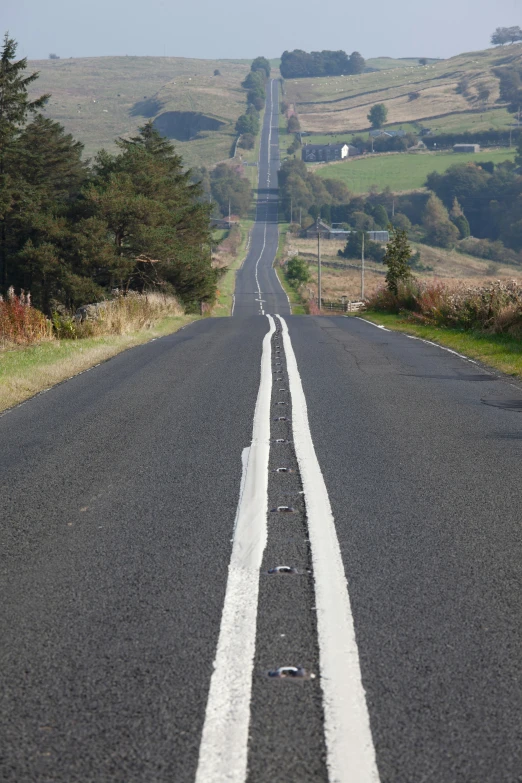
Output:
top-left (453, 144), bottom-right (480, 153)
top-left (302, 143), bottom-right (360, 162)
top-left (369, 129), bottom-right (407, 139)
top-left (305, 221), bottom-right (389, 243)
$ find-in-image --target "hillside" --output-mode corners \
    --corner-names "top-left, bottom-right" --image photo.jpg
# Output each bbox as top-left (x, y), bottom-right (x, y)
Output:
top-left (284, 46), bottom-right (522, 136)
top-left (27, 56), bottom-right (251, 167)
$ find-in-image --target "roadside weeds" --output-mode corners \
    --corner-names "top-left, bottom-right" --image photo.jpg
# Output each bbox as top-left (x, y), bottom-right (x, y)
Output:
top-left (0, 315), bottom-right (200, 414)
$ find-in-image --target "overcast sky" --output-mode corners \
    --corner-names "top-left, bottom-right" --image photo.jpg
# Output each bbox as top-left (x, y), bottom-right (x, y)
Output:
top-left (3, 0), bottom-right (521, 61)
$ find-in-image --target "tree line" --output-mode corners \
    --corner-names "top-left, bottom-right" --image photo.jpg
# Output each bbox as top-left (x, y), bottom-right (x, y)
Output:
top-left (235, 56), bottom-right (271, 141)
top-left (0, 34), bottom-right (219, 314)
top-left (280, 49), bottom-right (365, 79)
top-left (280, 148), bottom-right (522, 264)
top-left (491, 26), bottom-right (522, 46)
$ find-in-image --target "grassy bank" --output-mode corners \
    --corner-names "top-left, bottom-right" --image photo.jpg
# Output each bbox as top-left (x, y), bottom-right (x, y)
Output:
top-left (273, 224), bottom-right (308, 315)
top-left (0, 314), bottom-right (199, 413)
top-left (361, 311), bottom-right (522, 377)
top-left (212, 219), bottom-right (254, 316)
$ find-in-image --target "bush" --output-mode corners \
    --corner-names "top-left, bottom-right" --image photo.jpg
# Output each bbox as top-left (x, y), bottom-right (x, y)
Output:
top-left (62, 293), bottom-right (183, 339)
top-left (287, 115), bottom-right (301, 133)
top-left (238, 133), bottom-right (255, 150)
top-left (0, 289), bottom-right (52, 346)
top-left (458, 237), bottom-right (521, 266)
top-left (286, 256), bottom-right (310, 286)
top-left (368, 278), bottom-right (522, 336)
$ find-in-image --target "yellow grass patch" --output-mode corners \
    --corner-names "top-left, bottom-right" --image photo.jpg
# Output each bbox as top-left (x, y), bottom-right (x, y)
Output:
top-left (0, 315), bottom-right (199, 413)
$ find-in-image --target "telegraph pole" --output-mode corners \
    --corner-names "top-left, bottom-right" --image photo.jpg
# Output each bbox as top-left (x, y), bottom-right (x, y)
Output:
top-left (317, 218), bottom-right (322, 311)
top-left (361, 232), bottom-right (365, 301)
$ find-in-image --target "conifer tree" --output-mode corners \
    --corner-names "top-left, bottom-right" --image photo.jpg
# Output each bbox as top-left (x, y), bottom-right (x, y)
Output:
top-left (0, 34), bottom-right (49, 288)
top-left (383, 227), bottom-right (413, 295)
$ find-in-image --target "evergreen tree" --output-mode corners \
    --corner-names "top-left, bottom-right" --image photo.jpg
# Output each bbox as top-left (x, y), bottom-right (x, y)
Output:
top-left (88, 125), bottom-right (217, 308)
top-left (383, 227), bottom-right (413, 294)
top-left (0, 34), bottom-right (49, 289)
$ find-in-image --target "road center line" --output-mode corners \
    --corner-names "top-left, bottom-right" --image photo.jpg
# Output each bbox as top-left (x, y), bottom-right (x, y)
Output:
top-left (279, 315), bottom-right (381, 783)
top-left (195, 314), bottom-right (275, 783)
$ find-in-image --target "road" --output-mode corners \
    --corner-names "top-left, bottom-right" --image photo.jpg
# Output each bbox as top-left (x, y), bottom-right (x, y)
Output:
top-left (233, 79), bottom-right (290, 319)
top-left (1, 80), bottom-right (522, 783)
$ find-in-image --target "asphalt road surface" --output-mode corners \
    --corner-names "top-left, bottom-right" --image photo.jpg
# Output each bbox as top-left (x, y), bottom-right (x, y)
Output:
top-left (233, 79), bottom-right (290, 319)
top-left (2, 81), bottom-right (522, 783)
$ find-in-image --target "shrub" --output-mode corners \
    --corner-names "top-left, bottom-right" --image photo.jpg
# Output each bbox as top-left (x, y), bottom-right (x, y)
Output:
top-left (0, 288), bottom-right (52, 347)
top-left (286, 256), bottom-right (310, 286)
top-left (238, 133), bottom-right (255, 150)
top-left (70, 293), bottom-right (183, 338)
top-left (287, 115), bottom-right (300, 133)
top-left (368, 279), bottom-right (522, 336)
top-left (458, 237), bottom-right (521, 266)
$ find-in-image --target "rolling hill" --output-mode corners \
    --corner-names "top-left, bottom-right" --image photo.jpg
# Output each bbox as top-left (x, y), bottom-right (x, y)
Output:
top-left (284, 46), bottom-right (522, 136)
top-left (27, 56), bottom-right (251, 167)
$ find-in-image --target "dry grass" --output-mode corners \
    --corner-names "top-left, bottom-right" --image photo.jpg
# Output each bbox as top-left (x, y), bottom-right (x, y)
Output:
top-left (66, 292), bottom-right (184, 338)
top-left (285, 46), bottom-right (522, 135)
top-left (283, 234), bottom-right (522, 303)
top-left (27, 55), bottom-right (250, 166)
top-left (0, 292), bottom-right (195, 412)
top-left (0, 313), bottom-right (198, 413)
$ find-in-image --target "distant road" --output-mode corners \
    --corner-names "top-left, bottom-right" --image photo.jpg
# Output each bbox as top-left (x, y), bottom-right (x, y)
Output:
top-left (233, 79), bottom-right (290, 318)
top-left (2, 80), bottom-right (522, 783)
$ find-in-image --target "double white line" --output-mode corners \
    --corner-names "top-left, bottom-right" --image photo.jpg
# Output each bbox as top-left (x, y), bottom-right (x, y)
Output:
top-left (195, 316), bottom-right (380, 783)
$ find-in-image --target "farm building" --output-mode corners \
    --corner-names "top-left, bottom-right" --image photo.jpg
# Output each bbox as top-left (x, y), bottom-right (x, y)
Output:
top-left (305, 221), bottom-right (389, 242)
top-left (302, 143), bottom-right (360, 162)
top-left (453, 144), bottom-right (480, 153)
top-left (369, 129), bottom-right (407, 139)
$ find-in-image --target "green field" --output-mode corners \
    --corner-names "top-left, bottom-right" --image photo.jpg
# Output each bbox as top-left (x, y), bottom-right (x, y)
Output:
top-left (315, 148), bottom-right (516, 193)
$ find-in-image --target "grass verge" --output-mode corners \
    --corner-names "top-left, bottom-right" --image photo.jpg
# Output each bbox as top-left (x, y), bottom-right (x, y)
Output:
top-left (361, 310), bottom-right (522, 377)
top-left (274, 224), bottom-right (307, 315)
top-left (0, 314), bottom-right (199, 413)
top-left (212, 219), bottom-right (254, 316)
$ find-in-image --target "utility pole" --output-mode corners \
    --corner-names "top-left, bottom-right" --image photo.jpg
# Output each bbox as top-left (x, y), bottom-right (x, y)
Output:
top-left (228, 199), bottom-right (231, 227)
top-left (299, 207), bottom-right (302, 227)
top-left (361, 232), bottom-right (365, 301)
top-left (317, 218), bottom-right (322, 312)
top-left (291, 196), bottom-right (293, 224)
top-left (392, 198), bottom-right (395, 218)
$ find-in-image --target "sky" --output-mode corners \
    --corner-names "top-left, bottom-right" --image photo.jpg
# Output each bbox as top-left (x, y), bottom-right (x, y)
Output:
top-left (3, 0), bottom-right (521, 62)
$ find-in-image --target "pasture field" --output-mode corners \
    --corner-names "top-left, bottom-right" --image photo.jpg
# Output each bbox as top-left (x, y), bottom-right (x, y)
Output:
top-left (27, 56), bottom-right (251, 167)
top-left (314, 148), bottom-right (516, 193)
top-left (284, 46), bottom-right (522, 136)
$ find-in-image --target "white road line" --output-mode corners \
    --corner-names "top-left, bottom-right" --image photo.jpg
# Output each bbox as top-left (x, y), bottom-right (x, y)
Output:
top-left (354, 316), bottom-right (390, 332)
top-left (355, 316), bottom-right (480, 365)
top-left (279, 315), bottom-right (381, 783)
top-left (403, 333), bottom-right (479, 364)
top-left (251, 80), bottom-right (275, 316)
top-left (195, 314), bottom-right (275, 783)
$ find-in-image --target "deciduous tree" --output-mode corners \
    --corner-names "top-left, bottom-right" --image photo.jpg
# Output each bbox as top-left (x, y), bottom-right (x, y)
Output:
top-left (368, 103), bottom-right (388, 129)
